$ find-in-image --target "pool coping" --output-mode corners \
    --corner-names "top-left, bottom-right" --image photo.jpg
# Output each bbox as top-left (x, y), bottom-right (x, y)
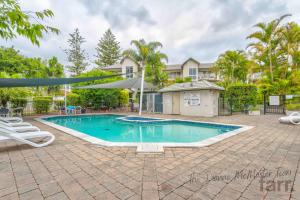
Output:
top-left (35, 113), bottom-right (254, 151)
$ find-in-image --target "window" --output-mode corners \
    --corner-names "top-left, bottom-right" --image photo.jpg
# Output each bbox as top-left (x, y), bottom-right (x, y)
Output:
top-left (189, 68), bottom-right (198, 81)
top-left (126, 66), bottom-right (133, 78)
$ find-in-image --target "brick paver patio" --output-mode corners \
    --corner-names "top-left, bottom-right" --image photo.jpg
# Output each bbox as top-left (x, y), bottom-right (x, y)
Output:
top-left (0, 113), bottom-right (299, 200)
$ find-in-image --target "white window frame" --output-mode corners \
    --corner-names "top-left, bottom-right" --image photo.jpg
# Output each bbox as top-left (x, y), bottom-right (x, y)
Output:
top-left (126, 66), bottom-right (133, 78)
top-left (189, 67), bottom-right (198, 81)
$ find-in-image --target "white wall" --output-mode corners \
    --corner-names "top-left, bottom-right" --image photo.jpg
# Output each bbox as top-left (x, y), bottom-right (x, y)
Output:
top-left (180, 90), bottom-right (219, 117)
top-left (182, 60), bottom-right (199, 80)
top-left (121, 58), bottom-right (139, 78)
top-left (163, 90), bottom-right (220, 117)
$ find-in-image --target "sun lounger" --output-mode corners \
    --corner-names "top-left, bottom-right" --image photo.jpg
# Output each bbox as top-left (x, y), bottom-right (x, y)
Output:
top-left (0, 127), bottom-right (55, 148)
top-left (0, 119), bottom-right (32, 127)
top-left (0, 116), bottom-right (23, 123)
top-left (0, 124), bottom-right (40, 132)
top-left (279, 112), bottom-right (300, 125)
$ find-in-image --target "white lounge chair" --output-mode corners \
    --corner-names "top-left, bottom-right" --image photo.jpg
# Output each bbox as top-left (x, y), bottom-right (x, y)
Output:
top-left (279, 112), bottom-right (300, 125)
top-left (0, 119), bottom-right (32, 127)
top-left (0, 116), bottom-right (23, 122)
top-left (0, 124), bottom-right (40, 132)
top-left (0, 127), bottom-right (55, 148)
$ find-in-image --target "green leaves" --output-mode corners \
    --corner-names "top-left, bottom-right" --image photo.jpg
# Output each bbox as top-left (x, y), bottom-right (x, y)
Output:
top-left (65, 28), bottom-right (88, 76)
top-left (95, 29), bottom-right (121, 67)
top-left (0, 0), bottom-right (59, 46)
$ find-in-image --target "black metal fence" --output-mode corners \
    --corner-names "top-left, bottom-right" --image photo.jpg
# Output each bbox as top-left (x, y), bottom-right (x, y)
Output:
top-left (263, 94), bottom-right (286, 115)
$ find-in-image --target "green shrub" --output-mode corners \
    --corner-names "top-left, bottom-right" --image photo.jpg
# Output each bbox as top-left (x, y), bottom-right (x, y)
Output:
top-left (33, 98), bottom-right (51, 114)
top-left (286, 104), bottom-right (300, 111)
top-left (67, 93), bottom-right (81, 106)
top-left (10, 98), bottom-right (28, 108)
top-left (225, 83), bottom-right (258, 111)
top-left (119, 90), bottom-right (129, 106)
top-left (54, 100), bottom-right (65, 109)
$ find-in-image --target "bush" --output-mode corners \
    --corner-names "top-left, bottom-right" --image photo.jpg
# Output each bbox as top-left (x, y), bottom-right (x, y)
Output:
top-left (72, 69), bottom-right (129, 109)
top-left (54, 100), bottom-right (65, 109)
top-left (119, 90), bottom-right (129, 106)
top-left (225, 83), bottom-right (258, 111)
top-left (67, 93), bottom-right (81, 106)
top-left (33, 98), bottom-right (51, 114)
top-left (286, 104), bottom-right (300, 111)
top-left (10, 98), bottom-right (28, 108)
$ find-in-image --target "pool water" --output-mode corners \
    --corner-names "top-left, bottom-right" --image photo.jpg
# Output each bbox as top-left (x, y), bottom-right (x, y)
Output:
top-left (44, 115), bottom-right (240, 143)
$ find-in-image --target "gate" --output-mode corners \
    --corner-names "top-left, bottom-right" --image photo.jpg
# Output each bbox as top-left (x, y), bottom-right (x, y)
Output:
top-left (263, 94), bottom-right (286, 114)
top-left (218, 97), bottom-right (232, 116)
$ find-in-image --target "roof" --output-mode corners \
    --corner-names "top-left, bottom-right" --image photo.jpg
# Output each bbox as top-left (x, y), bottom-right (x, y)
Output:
top-left (181, 57), bottom-right (200, 67)
top-left (76, 77), bottom-right (156, 90)
top-left (158, 80), bottom-right (224, 92)
top-left (103, 57), bottom-right (214, 71)
top-left (165, 64), bottom-right (181, 71)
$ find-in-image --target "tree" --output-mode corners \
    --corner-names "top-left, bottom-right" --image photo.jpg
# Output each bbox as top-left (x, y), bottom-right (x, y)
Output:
top-left (246, 14), bottom-right (291, 82)
top-left (123, 39), bottom-right (167, 115)
top-left (279, 22), bottom-right (300, 76)
top-left (212, 50), bottom-right (249, 84)
top-left (0, 0), bottom-right (59, 46)
top-left (145, 52), bottom-right (168, 88)
top-left (72, 69), bottom-right (127, 109)
top-left (46, 56), bottom-right (64, 94)
top-left (95, 29), bottom-right (121, 67)
top-left (65, 28), bottom-right (88, 76)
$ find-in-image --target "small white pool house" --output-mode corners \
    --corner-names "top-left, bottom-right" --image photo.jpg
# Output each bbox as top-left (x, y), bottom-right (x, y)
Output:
top-left (158, 80), bottom-right (224, 117)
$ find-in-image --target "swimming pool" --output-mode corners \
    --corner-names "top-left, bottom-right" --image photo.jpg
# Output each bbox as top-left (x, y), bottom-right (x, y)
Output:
top-left (38, 114), bottom-right (252, 149)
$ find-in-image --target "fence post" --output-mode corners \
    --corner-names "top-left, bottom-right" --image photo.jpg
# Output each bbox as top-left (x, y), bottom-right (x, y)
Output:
top-left (263, 92), bottom-right (267, 115)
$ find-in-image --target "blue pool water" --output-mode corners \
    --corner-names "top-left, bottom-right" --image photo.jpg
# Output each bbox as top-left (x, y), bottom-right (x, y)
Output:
top-left (44, 115), bottom-right (241, 143)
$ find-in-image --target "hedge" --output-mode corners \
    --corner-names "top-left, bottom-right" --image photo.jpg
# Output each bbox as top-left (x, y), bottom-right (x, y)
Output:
top-left (10, 98), bottom-right (28, 108)
top-left (225, 83), bottom-right (258, 112)
top-left (33, 97), bottom-right (52, 114)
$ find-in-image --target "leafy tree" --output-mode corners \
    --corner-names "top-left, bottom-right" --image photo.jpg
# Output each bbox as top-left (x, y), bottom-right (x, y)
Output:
top-left (212, 50), bottom-right (249, 83)
top-left (246, 14), bottom-right (291, 82)
top-left (0, 0), bottom-right (59, 46)
top-left (46, 56), bottom-right (64, 94)
top-left (65, 28), bottom-right (88, 76)
top-left (0, 46), bottom-right (26, 74)
top-left (46, 56), bottom-right (64, 78)
top-left (95, 29), bottom-right (121, 67)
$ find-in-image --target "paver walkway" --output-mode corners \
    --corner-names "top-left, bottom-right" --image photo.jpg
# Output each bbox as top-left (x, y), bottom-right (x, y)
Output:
top-left (0, 113), bottom-right (299, 200)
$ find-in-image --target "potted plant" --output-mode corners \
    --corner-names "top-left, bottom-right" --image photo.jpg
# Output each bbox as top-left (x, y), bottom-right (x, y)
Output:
top-left (248, 105), bottom-right (261, 116)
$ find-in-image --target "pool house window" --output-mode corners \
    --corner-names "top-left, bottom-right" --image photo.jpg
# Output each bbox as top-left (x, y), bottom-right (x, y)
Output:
top-left (126, 66), bottom-right (133, 78)
top-left (189, 68), bottom-right (198, 81)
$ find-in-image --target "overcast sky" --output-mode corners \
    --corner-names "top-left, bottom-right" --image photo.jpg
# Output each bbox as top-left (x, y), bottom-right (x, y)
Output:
top-left (1, 0), bottom-right (299, 68)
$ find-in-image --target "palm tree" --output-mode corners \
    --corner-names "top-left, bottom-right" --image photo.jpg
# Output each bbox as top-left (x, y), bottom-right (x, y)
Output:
top-left (212, 50), bottom-right (249, 83)
top-left (247, 14), bottom-right (291, 82)
top-left (123, 39), bottom-right (167, 115)
top-left (279, 22), bottom-right (300, 74)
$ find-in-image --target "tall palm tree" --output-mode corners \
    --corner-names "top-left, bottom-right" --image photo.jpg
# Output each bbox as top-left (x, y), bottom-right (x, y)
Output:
top-left (279, 22), bottom-right (300, 73)
top-left (123, 39), bottom-right (166, 115)
top-left (247, 14), bottom-right (291, 82)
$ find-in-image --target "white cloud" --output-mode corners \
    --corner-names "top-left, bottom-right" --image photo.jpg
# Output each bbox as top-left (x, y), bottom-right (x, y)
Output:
top-left (0, 0), bottom-right (299, 69)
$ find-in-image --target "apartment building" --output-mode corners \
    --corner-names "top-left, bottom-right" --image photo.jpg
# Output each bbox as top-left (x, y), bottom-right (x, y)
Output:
top-left (102, 57), bottom-right (219, 81)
